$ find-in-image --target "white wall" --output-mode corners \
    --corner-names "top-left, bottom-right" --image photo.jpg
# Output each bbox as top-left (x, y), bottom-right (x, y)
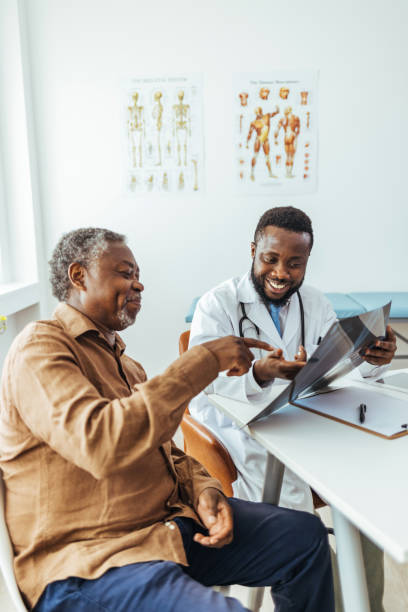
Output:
top-left (0, 0), bottom-right (38, 284)
top-left (21, 0), bottom-right (408, 375)
top-left (0, 305), bottom-right (41, 370)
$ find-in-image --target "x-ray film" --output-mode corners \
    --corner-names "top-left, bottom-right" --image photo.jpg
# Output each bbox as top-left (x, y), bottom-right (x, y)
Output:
top-left (246, 302), bottom-right (391, 425)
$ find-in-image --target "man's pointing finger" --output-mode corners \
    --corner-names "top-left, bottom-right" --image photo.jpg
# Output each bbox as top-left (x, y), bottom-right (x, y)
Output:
top-left (241, 338), bottom-right (275, 352)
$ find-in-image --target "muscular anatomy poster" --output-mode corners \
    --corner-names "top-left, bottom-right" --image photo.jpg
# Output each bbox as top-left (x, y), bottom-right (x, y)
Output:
top-left (234, 71), bottom-right (318, 194)
top-left (124, 75), bottom-right (204, 194)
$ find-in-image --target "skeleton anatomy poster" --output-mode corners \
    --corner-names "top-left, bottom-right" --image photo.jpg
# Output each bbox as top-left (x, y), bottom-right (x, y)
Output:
top-left (234, 71), bottom-right (318, 194)
top-left (124, 75), bottom-right (203, 194)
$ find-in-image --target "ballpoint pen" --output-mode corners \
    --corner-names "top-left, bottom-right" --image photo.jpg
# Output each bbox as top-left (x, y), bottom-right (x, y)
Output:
top-left (359, 403), bottom-right (367, 424)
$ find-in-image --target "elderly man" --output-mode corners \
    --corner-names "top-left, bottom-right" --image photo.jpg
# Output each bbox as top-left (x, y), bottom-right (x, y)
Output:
top-left (189, 206), bottom-right (397, 611)
top-left (0, 228), bottom-right (334, 612)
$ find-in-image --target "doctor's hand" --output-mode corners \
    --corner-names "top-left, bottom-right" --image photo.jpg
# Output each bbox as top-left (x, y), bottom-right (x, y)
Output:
top-left (253, 346), bottom-right (307, 384)
top-left (203, 336), bottom-right (275, 376)
top-left (363, 325), bottom-right (397, 366)
top-left (295, 345), bottom-right (307, 362)
top-left (194, 488), bottom-right (233, 548)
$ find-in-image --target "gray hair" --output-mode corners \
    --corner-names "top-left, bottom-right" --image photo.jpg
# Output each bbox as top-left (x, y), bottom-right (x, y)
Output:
top-left (49, 227), bottom-right (126, 301)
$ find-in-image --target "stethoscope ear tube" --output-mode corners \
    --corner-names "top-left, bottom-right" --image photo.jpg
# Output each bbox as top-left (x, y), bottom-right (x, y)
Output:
top-left (297, 290), bottom-right (305, 347)
top-left (238, 302), bottom-right (260, 337)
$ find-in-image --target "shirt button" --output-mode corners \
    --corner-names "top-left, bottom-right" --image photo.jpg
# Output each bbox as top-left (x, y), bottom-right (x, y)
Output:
top-left (164, 521), bottom-right (175, 530)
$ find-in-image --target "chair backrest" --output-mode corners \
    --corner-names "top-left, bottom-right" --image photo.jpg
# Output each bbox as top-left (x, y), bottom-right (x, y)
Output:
top-left (178, 331), bottom-right (237, 496)
top-left (179, 330), bottom-right (190, 355)
top-left (180, 415), bottom-right (237, 496)
top-left (0, 472), bottom-right (28, 611)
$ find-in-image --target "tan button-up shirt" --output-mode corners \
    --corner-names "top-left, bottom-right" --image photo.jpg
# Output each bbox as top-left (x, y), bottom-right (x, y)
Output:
top-left (0, 304), bottom-right (221, 608)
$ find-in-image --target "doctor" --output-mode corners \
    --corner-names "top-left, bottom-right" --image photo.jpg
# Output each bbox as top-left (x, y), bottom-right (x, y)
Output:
top-left (189, 206), bottom-right (396, 611)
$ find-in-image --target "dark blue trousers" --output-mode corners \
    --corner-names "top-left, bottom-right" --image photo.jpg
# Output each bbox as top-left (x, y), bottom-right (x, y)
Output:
top-left (34, 498), bottom-right (334, 612)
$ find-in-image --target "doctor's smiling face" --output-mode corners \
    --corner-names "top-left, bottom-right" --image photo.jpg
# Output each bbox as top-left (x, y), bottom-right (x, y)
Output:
top-left (251, 225), bottom-right (311, 306)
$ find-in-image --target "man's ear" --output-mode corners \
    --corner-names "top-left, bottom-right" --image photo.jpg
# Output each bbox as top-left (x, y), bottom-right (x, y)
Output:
top-left (68, 262), bottom-right (87, 292)
top-left (250, 242), bottom-right (256, 259)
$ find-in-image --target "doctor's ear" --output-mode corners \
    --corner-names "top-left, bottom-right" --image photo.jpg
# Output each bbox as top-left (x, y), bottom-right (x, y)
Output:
top-left (250, 242), bottom-right (256, 258)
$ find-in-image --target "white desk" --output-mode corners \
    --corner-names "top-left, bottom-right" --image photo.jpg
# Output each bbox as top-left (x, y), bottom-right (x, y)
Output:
top-left (208, 380), bottom-right (408, 612)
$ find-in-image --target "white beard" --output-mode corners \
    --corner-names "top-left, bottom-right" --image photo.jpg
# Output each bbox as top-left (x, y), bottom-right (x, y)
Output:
top-left (117, 309), bottom-right (136, 329)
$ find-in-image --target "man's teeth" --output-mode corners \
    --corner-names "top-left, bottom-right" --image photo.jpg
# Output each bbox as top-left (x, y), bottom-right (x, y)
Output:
top-left (268, 280), bottom-right (288, 289)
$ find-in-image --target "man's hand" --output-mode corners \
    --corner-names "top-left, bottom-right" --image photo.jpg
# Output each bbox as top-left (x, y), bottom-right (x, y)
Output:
top-left (363, 325), bottom-right (397, 366)
top-left (253, 345), bottom-right (307, 385)
top-left (194, 488), bottom-right (233, 548)
top-left (203, 336), bottom-right (275, 376)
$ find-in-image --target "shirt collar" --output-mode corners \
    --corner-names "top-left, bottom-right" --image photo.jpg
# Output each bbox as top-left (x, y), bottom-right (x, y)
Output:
top-left (53, 303), bottom-right (126, 354)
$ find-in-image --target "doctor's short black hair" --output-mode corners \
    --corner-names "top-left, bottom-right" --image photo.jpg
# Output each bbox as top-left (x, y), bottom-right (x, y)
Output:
top-left (49, 227), bottom-right (126, 301)
top-left (254, 206), bottom-right (314, 249)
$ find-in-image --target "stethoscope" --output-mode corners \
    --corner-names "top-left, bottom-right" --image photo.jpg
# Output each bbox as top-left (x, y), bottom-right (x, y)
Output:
top-left (238, 289), bottom-right (305, 347)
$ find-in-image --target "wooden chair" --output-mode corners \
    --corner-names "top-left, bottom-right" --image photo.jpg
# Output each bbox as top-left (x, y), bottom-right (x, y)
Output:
top-left (181, 413), bottom-right (237, 497)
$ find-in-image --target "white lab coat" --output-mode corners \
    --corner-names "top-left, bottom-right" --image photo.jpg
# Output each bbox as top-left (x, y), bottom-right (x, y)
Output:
top-left (189, 272), bottom-right (385, 512)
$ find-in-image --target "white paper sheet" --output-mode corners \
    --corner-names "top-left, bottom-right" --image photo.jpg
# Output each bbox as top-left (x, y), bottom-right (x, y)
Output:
top-left (296, 387), bottom-right (408, 438)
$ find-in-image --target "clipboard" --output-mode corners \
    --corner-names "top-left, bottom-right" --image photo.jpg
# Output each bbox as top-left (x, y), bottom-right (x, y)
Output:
top-left (245, 302), bottom-right (408, 438)
top-left (292, 385), bottom-right (408, 439)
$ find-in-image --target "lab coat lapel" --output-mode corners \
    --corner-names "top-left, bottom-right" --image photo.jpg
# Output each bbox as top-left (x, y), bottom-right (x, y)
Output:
top-left (237, 273), bottom-right (284, 349)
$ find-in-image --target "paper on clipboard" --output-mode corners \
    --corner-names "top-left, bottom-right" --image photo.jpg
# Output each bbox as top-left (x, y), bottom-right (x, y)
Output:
top-left (293, 386), bottom-right (408, 438)
top-left (246, 302), bottom-right (391, 426)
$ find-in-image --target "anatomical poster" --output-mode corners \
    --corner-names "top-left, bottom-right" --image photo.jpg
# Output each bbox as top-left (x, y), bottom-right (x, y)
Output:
top-left (124, 75), bottom-right (204, 194)
top-left (233, 71), bottom-right (318, 194)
